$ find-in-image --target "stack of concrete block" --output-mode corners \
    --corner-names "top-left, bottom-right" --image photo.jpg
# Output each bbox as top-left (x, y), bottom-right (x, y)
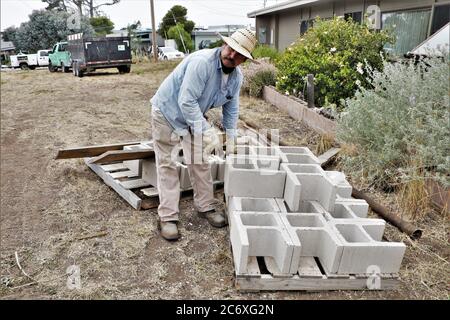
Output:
top-left (226, 140), bottom-right (406, 277)
top-left (122, 142), bottom-right (226, 191)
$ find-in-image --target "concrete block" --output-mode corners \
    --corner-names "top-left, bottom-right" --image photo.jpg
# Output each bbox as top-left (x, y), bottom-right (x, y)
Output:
top-left (123, 144), bottom-right (151, 176)
top-left (141, 158), bottom-right (158, 187)
top-left (228, 197), bottom-right (281, 213)
top-left (279, 213), bottom-right (343, 274)
top-left (276, 146), bottom-right (320, 165)
top-left (325, 171), bottom-right (353, 198)
top-left (230, 211), bottom-right (300, 275)
top-left (224, 156), bottom-right (286, 198)
top-left (335, 196), bottom-right (369, 218)
top-left (281, 163), bottom-right (337, 212)
top-left (330, 221), bottom-right (406, 274)
top-left (178, 162), bottom-right (192, 190)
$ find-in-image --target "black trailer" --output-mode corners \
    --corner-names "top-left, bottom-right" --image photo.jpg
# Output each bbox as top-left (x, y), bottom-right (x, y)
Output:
top-left (67, 33), bottom-right (132, 77)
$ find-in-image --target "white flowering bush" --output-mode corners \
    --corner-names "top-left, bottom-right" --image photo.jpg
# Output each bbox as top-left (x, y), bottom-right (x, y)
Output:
top-left (241, 59), bottom-right (277, 98)
top-left (276, 17), bottom-right (393, 110)
top-left (337, 56), bottom-right (450, 191)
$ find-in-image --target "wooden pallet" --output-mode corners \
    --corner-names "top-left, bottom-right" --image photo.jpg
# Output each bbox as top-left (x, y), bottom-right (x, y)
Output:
top-left (85, 158), bottom-right (224, 210)
top-left (235, 256), bottom-right (400, 292)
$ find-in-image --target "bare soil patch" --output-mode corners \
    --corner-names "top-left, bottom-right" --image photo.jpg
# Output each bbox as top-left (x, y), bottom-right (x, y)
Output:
top-left (0, 62), bottom-right (447, 299)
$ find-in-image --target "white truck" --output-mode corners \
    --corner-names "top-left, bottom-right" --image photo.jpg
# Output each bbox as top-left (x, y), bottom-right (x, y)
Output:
top-left (10, 50), bottom-right (51, 70)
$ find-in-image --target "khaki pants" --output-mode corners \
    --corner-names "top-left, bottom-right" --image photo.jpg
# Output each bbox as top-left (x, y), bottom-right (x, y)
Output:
top-left (151, 107), bottom-right (215, 222)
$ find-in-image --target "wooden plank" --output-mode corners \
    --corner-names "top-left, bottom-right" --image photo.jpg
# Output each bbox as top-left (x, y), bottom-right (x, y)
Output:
top-left (85, 158), bottom-right (141, 209)
top-left (119, 178), bottom-right (152, 190)
top-left (109, 170), bottom-right (138, 179)
top-left (298, 257), bottom-right (325, 279)
top-left (100, 163), bottom-right (127, 172)
top-left (318, 147), bottom-right (341, 167)
top-left (88, 149), bottom-right (155, 165)
top-left (235, 276), bottom-right (399, 291)
top-left (55, 141), bottom-right (147, 159)
top-left (141, 187), bottom-right (159, 197)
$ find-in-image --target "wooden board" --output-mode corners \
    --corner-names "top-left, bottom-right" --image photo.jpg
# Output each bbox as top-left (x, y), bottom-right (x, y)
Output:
top-left (318, 147), bottom-right (341, 167)
top-left (100, 163), bottom-right (128, 172)
top-left (88, 149), bottom-right (155, 165)
top-left (109, 170), bottom-right (138, 179)
top-left (55, 141), bottom-right (147, 159)
top-left (119, 178), bottom-right (152, 190)
top-left (84, 158), bottom-right (142, 210)
top-left (235, 255), bottom-right (399, 292)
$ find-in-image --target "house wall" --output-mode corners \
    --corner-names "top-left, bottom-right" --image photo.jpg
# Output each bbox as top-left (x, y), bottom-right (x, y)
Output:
top-left (256, 0), bottom-right (449, 52)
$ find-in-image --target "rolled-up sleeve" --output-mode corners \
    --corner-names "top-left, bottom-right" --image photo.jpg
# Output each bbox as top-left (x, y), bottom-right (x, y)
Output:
top-left (178, 58), bottom-right (211, 135)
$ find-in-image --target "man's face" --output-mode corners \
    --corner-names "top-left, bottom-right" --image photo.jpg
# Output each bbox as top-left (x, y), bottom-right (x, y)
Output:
top-left (220, 45), bottom-right (247, 68)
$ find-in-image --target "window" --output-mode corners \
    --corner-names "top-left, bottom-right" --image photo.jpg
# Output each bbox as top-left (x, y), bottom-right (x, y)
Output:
top-left (259, 27), bottom-right (267, 44)
top-left (430, 4), bottom-right (450, 36)
top-left (344, 11), bottom-right (362, 24)
top-left (382, 9), bottom-right (431, 55)
top-left (300, 20), bottom-right (314, 35)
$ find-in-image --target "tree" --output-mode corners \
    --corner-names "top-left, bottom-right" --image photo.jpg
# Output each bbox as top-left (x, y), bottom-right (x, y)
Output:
top-left (90, 16), bottom-right (114, 35)
top-left (42, 0), bottom-right (121, 18)
top-left (167, 23), bottom-right (194, 54)
top-left (12, 9), bottom-right (94, 53)
top-left (158, 5), bottom-right (194, 39)
top-left (84, 0), bottom-right (120, 18)
top-left (2, 26), bottom-right (18, 43)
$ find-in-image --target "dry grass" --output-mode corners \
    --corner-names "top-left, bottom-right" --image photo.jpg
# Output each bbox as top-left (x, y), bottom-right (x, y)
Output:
top-left (315, 133), bottom-right (334, 156)
top-left (0, 61), bottom-right (448, 300)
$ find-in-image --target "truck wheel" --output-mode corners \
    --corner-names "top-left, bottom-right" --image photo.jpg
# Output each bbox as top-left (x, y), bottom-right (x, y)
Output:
top-left (48, 62), bottom-right (57, 72)
top-left (20, 63), bottom-right (29, 70)
top-left (118, 65), bottom-right (131, 74)
top-left (61, 63), bottom-right (69, 73)
top-left (29, 66), bottom-right (36, 70)
top-left (77, 65), bottom-right (84, 78)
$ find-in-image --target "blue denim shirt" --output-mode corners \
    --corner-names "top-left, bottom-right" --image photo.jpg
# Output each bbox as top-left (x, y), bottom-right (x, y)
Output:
top-left (150, 47), bottom-right (243, 137)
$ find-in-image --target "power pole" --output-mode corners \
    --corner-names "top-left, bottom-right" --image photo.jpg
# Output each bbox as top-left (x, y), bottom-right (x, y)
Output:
top-left (150, 0), bottom-right (158, 63)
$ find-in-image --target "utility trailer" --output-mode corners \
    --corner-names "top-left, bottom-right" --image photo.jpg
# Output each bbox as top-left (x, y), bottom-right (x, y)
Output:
top-left (49, 33), bottom-right (132, 77)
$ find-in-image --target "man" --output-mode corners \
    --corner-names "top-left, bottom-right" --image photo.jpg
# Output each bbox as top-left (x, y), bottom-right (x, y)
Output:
top-left (150, 28), bottom-right (258, 241)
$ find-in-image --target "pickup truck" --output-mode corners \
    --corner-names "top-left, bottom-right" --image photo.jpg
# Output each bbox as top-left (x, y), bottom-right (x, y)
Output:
top-left (10, 50), bottom-right (51, 70)
top-left (48, 33), bottom-right (132, 77)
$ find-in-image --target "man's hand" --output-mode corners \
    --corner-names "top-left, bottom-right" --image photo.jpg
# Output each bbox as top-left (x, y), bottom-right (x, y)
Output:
top-left (203, 127), bottom-right (221, 158)
top-left (225, 137), bottom-right (237, 155)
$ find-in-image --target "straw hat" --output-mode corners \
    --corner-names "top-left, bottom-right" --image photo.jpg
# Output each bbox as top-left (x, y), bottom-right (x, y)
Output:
top-left (218, 28), bottom-right (258, 61)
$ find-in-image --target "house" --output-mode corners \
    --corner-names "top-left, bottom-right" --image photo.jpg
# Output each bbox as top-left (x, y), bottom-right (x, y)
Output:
top-left (1, 34), bottom-right (16, 65)
top-left (191, 25), bottom-right (250, 50)
top-left (248, 0), bottom-right (450, 55)
top-left (108, 28), bottom-right (165, 54)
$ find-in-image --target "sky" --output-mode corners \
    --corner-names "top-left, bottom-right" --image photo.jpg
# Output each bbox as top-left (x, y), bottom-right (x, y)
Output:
top-left (0, 0), bottom-right (281, 31)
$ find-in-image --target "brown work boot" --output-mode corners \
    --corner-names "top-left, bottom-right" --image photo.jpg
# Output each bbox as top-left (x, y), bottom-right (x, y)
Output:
top-left (158, 221), bottom-right (180, 241)
top-left (198, 209), bottom-right (227, 228)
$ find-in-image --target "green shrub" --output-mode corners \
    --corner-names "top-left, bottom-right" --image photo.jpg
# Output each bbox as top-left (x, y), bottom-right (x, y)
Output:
top-left (252, 45), bottom-right (280, 62)
top-left (241, 60), bottom-right (277, 98)
top-left (208, 39), bottom-right (223, 49)
top-left (337, 56), bottom-right (450, 190)
top-left (276, 17), bottom-right (393, 109)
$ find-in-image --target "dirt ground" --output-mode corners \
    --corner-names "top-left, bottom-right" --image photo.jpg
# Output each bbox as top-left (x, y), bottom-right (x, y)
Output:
top-left (0, 61), bottom-right (448, 300)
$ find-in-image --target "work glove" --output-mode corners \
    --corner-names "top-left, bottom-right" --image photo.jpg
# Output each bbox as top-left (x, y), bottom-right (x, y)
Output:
top-left (202, 127), bottom-right (221, 159)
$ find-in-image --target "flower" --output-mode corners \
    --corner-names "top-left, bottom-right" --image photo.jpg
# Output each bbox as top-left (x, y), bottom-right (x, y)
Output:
top-left (355, 80), bottom-right (361, 86)
top-left (356, 62), bottom-right (364, 75)
top-left (330, 47), bottom-right (337, 53)
top-left (285, 91), bottom-right (290, 95)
